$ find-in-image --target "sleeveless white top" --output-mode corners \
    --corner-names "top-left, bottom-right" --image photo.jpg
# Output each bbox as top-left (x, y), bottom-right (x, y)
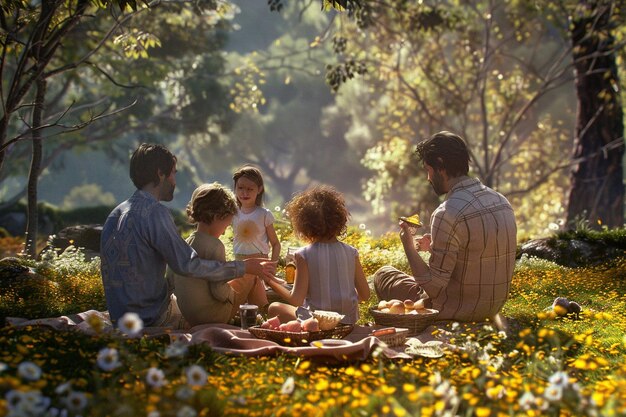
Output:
top-left (300, 241), bottom-right (359, 324)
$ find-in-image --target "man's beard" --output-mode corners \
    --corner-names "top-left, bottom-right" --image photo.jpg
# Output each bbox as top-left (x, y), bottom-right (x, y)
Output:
top-left (430, 171), bottom-right (446, 196)
top-left (160, 181), bottom-right (175, 202)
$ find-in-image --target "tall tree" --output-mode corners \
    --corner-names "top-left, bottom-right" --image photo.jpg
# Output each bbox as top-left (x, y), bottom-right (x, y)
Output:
top-left (1, 0), bottom-right (238, 255)
top-left (322, 0), bottom-right (626, 233)
top-left (322, 1), bottom-right (576, 237)
top-left (1, 0), bottom-right (98, 255)
top-left (566, 0), bottom-right (624, 228)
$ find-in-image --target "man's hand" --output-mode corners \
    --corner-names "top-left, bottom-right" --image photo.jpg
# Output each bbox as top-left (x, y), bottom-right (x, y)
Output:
top-left (415, 233), bottom-right (431, 252)
top-left (243, 258), bottom-right (277, 280)
top-left (399, 221), bottom-right (416, 249)
top-left (399, 221), bottom-right (430, 278)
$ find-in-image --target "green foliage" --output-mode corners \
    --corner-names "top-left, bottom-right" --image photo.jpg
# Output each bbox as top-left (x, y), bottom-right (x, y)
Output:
top-left (0, 0), bottom-right (240, 211)
top-left (555, 224), bottom-right (626, 249)
top-left (57, 205), bottom-right (114, 227)
top-left (179, 2), bottom-right (370, 205)
top-left (267, 1), bottom-right (362, 13)
top-left (61, 184), bottom-right (116, 209)
top-left (325, 59), bottom-right (368, 92)
top-left (0, 247), bottom-right (104, 321)
top-left (323, 0), bottom-right (577, 238)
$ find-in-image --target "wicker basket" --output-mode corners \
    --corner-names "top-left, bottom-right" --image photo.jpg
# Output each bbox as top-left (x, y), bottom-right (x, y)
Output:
top-left (248, 323), bottom-right (354, 347)
top-left (369, 308), bottom-right (439, 336)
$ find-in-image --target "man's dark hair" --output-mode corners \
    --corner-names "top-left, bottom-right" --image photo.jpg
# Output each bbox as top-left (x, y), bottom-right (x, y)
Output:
top-left (414, 131), bottom-right (470, 177)
top-left (129, 143), bottom-right (177, 189)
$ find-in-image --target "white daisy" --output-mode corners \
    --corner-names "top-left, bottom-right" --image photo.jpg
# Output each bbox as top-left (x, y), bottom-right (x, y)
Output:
top-left (518, 391), bottom-right (536, 411)
top-left (548, 371), bottom-right (570, 388)
top-left (21, 390), bottom-right (51, 415)
top-left (117, 312), bottom-right (143, 337)
top-left (544, 383), bottom-right (563, 402)
top-left (6, 390), bottom-right (24, 410)
top-left (146, 367), bottom-right (167, 389)
top-left (280, 376), bottom-right (295, 395)
top-left (97, 347), bottom-right (121, 372)
top-left (18, 361), bottom-right (42, 381)
top-left (65, 391), bottom-right (88, 413)
top-left (176, 405), bottom-right (197, 417)
top-left (185, 365), bottom-right (207, 387)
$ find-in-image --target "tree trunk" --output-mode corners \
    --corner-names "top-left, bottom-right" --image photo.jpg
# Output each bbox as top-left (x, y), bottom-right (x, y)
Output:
top-left (25, 78), bottom-right (47, 258)
top-left (566, 0), bottom-right (625, 229)
top-left (0, 0), bottom-right (88, 177)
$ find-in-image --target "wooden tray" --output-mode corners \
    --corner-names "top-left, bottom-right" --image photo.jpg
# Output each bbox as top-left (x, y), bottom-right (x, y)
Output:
top-left (248, 323), bottom-right (354, 347)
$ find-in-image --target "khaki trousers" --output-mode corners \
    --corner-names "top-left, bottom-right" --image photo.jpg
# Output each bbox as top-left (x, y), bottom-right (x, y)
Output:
top-left (373, 266), bottom-right (430, 305)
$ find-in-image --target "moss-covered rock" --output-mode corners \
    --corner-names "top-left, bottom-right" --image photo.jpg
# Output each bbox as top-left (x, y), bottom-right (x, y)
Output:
top-left (518, 236), bottom-right (626, 267)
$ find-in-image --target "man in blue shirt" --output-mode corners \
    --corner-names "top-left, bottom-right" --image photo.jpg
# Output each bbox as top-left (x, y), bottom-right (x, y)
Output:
top-left (100, 143), bottom-right (275, 328)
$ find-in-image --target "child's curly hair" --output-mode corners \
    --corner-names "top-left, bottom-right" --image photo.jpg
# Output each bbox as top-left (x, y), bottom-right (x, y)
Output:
top-left (186, 183), bottom-right (238, 225)
top-left (286, 185), bottom-right (349, 242)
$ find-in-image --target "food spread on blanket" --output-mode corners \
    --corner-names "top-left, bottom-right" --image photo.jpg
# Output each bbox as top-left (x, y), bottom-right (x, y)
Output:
top-left (376, 298), bottom-right (429, 315)
top-left (370, 327), bottom-right (397, 337)
top-left (260, 310), bottom-right (344, 332)
top-left (311, 310), bottom-right (344, 330)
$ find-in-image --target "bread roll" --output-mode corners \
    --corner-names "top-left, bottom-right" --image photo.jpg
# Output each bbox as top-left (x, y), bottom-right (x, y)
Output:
top-left (389, 301), bottom-right (405, 314)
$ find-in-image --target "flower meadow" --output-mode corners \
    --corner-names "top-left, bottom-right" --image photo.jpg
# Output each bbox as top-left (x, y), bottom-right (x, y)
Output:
top-left (1, 225), bottom-right (626, 416)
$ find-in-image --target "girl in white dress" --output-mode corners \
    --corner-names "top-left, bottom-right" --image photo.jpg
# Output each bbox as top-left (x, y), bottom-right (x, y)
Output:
top-left (264, 185), bottom-right (370, 324)
top-left (232, 165), bottom-right (281, 307)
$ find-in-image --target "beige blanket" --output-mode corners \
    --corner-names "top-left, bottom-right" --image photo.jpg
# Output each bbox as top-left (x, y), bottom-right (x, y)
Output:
top-left (184, 323), bottom-right (415, 360)
top-left (6, 311), bottom-right (445, 361)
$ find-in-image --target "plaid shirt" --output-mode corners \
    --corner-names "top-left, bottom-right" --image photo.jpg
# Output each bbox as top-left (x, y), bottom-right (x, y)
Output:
top-left (417, 177), bottom-right (517, 321)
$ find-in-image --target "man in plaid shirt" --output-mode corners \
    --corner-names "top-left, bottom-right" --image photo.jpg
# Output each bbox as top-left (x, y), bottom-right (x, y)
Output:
top-left (374, 131), bottom-right (517, 324)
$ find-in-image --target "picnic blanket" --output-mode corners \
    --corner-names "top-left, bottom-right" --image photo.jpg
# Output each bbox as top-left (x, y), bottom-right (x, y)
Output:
top-left (5, 310), bottom-right (449, 361)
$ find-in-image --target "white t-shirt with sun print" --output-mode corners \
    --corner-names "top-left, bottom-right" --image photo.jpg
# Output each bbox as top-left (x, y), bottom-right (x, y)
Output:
top-left (232, 206), bottom-right (274, 257)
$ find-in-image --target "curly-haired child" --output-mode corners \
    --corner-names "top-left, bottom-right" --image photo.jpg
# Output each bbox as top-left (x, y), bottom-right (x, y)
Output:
top-left (264, 185), bottom-right (370, 324)
top-left (170, 183), bottom-right (267, 326)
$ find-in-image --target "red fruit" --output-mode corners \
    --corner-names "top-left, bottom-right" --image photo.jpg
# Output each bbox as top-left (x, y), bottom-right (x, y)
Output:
top-left (301, 317), bottom-right (320, 332)
top-left (279, 320), bottom-right (302, 332)
top-left (265, 316), bottom-right (281, 330)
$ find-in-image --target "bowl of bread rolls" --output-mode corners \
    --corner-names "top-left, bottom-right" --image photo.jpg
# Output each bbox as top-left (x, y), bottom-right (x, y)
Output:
top-left (369, 298), bottom-right (439, 335)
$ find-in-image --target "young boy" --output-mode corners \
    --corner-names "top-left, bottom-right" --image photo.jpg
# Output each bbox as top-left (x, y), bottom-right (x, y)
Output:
top-left (171, 183), bottom-right (267, 326)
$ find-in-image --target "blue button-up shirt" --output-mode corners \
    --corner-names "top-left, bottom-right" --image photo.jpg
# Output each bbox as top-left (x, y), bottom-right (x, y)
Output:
top-left (100, 190), bottom-right (246, 326)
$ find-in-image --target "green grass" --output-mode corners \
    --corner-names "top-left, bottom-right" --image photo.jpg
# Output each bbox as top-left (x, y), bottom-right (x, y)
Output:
top-left (1, 225), bottom-right (626, 416)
